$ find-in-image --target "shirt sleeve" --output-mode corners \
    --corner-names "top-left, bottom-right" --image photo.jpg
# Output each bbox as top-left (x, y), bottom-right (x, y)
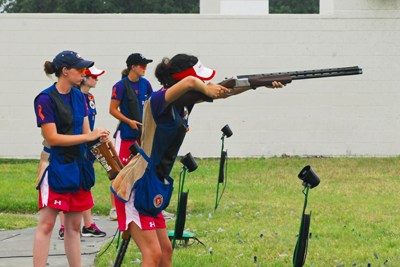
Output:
top-left (111, 82), bottom-right (125, 101)
top-left (150, 89), bottom-right (173, 124)
top-left (34, 94), bottom-right (56, 127)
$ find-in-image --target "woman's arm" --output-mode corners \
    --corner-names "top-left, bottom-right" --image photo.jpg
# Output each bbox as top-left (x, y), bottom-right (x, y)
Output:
top-left (164, 76), bottom-right (229, 107)
top-left (109, 99), bottom-right (141, 131)
top-left (42, 118), bottom-right (109, 147)
top-left (215, 81), bottom-right (285, 100)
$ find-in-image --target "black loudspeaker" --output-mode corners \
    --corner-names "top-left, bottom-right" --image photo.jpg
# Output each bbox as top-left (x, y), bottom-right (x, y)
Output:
top-left (293, 214), bottom-right (310, 267)
top-left (298, 165), bottom-right (320, 189)
top-left (175, 192), bottom-right (188, 239)
top-left (180, 152), bottom-right (198, 172)
top-left (221, 124), bottom-right (233, 138)
top-left (128, 141), bottom-right (141, 156)
top-left (219, 151), bottom-right (227, 183)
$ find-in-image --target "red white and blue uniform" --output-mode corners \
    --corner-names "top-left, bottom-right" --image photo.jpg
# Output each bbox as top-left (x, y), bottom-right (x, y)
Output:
top-left (34, 83), bottom-right (94, 212)
top-left (111, 77), bottom-right (153, 164)
top-left (111, 88), bottom-right (193, 231)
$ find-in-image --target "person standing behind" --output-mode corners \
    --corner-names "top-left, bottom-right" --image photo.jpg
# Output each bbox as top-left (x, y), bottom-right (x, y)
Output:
top-left (33, 51), bottom-right (110, 267)
top-left (108, 53), bottom-right (153, 220)
top-left (57, 66), bottom-right (107, 239)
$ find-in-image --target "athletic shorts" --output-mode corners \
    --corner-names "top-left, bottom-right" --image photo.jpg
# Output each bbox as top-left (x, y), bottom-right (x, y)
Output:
top-left (38, 171), bottom-right (94, 212)
top-left (114, 130), bottom-right (140, 165)
top-left (114, 189), bottom-right (166, 231)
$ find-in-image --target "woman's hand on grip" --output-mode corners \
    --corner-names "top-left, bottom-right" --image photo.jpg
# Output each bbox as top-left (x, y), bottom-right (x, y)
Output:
top-left (206, 83), bottom-right (230, 98)
top-left (90, 128), bottom-right (110, 141)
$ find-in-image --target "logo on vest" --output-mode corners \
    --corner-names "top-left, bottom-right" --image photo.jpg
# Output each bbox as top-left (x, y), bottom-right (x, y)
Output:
top-left (89, 100), bottom-right (95, 109)
top-left (153, 194), bottom-right (163, 208)
top-left (54, 200), bottom-right (62, 205)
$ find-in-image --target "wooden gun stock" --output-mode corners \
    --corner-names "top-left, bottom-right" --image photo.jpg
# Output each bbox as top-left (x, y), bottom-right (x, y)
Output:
top-left (218, 78), bottom-right (237, 88)
top-left (248, 75), bottom-right (292, 88)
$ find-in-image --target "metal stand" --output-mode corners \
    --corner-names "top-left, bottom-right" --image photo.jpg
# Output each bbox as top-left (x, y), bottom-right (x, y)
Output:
top-left (214, 135), bottom-right (225, 211)
top-left (293, 184), bottom-right (311, 267)
top-left (172, 167), bottom-right (188, 250)
top-left (114, 231), bottom-right (131, 267)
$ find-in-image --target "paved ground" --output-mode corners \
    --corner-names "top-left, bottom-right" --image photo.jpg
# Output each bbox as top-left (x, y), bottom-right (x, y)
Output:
top-left (0, 214), bottom-right (119, 267)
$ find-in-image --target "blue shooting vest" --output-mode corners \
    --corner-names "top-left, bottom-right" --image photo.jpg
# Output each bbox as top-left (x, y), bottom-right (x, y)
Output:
top-left (86, 92), bottom-right (97, 132)
top-left (130, 98), bottom-right (188, 217)
top-left (114, 77), bottom-right (148, 140)
top-left (84, 92), bottom-right (97, 162)
top-left (34, 85), bottom-right (95, 193)
top-left (81, 92), bottom-right (97, 186)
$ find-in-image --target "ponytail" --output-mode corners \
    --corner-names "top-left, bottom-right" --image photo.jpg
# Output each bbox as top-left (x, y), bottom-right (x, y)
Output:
top-left (43, 61), bottom-right (65, 78)
top-left (121, 68), bottom-right (130, 79)
top-left (155, 57), bottom-right (176, 88)
top-left (155, 54), bottom-right (198, 88)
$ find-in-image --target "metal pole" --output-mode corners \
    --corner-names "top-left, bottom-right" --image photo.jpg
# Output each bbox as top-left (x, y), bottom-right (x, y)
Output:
top-left (215, 135), bottom-right (225, 210)
top-left (172, 167), bottom-right (187, 250)
top-left (293, 185), bottom-right (310, 267)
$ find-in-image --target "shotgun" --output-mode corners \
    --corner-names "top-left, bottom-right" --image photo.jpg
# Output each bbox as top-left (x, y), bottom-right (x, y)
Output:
top-left (218, 66), bottom-right (363, 88)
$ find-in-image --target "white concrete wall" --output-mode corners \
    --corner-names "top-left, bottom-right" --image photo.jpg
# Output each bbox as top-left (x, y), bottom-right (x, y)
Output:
top-left (0, 10), bottom-right (399, 158)
top-left (220, 1), bottom-right (269, 15)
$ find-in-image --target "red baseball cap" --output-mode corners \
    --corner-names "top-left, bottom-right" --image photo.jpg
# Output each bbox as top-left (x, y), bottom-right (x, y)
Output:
top-left (85, 66), bottom-right (105, 76)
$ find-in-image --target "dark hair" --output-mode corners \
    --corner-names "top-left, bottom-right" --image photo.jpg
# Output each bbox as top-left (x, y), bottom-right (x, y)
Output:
top-left (44, 61), bottom-right (70, 78)
top-left (155, 54), bottom-right (198, 88)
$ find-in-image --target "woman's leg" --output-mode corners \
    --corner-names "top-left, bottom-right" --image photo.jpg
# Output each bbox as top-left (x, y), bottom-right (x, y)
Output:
top-left (63, 211), bottom-right (83, 267)
top-left (82, 208), bottom-right (92, 228)
top-left (33, 206), bottom-right (59, 267)
top-left (110, 191), bottom-right (116, 209)
top-left (156, 228), bottom-right (173, 267)
top-left (59, 211), bottom-right (64, 226)
top-left (128, 222), bottom-right (162, 267)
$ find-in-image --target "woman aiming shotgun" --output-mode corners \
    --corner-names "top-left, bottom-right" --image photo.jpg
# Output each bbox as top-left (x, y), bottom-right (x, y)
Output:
top-left (110, 53), bottom-right (285, 267)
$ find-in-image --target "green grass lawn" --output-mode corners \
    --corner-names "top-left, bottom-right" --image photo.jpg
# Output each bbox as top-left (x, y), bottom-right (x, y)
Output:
top-left (0, 214), bottom-right (38, 230)
top-left (1, 157), bottom-right (400, 266)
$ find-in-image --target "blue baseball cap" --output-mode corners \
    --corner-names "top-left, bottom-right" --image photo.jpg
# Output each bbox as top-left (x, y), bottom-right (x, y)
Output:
top-left (53, 51), bottom-right (94, 70)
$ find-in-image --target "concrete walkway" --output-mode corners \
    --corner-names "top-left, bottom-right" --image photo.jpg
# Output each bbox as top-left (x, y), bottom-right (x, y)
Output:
top-left (0, 214), bottom-right (119, 267)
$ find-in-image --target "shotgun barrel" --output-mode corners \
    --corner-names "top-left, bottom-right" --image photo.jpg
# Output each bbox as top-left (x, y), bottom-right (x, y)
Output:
top-left (237, 66), bottom-right (363, 80)
top-left (219, 66), bottom-right (363, 88)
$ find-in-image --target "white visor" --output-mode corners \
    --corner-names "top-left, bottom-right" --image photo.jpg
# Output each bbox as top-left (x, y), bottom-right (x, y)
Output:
top-left (86, 66), bottom-right (105, 76)
top-left (193, 60), bottom-right (215, 80)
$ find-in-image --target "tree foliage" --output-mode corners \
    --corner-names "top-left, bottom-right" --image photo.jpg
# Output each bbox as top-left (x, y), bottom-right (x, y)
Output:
top-left (0, 0), bottom-right (200, 13)
top-left (269, 0), bottom-right (319, 14)
top-left (1, 0), bottom-right (319, 14)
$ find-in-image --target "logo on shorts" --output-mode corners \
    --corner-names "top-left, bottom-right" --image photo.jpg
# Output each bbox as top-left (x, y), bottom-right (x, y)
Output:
top-left (149, 222), bottom-right (155, 228)
top-left (153, 194), bottom-right (163, 208)
top-left (54, 200), bottom-right (62, 205)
